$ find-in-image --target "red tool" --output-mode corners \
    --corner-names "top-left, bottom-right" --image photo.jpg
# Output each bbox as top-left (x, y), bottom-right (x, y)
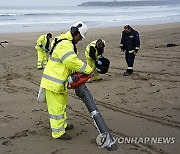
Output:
top-left (68, 73), bottom-right (93, 89)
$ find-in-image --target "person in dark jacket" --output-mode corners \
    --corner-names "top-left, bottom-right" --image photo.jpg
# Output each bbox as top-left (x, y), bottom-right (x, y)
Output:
top-left (120, 25), bottom-right (140, 76)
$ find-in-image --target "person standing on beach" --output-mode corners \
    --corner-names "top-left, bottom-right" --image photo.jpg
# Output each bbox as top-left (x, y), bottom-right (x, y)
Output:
top-left (85, 39), bottom-right (105, 82)
top-left (35, 33), bottom-right (52, 70)
top-left (40, 22), bottom-right (92, 140)
top-left (120, 25), bottom-right (140, 76)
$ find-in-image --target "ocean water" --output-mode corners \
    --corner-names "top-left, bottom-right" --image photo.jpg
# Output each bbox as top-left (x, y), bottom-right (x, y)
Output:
top-left (0, 4), bottom-right (180, 34)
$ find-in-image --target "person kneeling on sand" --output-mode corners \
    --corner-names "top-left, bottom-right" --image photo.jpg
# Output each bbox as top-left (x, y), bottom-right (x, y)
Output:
top-left (40, 22), bottom-right (92, 140)
top-left (85, 39), bottom-right (106, 82)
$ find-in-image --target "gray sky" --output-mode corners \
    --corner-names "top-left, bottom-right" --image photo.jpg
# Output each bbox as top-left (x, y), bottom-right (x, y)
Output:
top-left (0, 0), bottom-right (163, 7)
top-left (0, 0), bottom-right (112, 7)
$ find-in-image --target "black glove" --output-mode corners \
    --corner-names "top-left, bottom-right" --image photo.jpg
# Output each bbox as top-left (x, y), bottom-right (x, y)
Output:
top-left (134, 49), bottom-right (139, 53)
top-left (120, 46), bottom-right (124, 50)
top-left (120, 46), bottom-right (125, 52)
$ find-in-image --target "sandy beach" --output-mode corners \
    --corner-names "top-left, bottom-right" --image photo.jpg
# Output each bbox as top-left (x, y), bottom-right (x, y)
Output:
top-left (0, 23), bottom-right (180, 154)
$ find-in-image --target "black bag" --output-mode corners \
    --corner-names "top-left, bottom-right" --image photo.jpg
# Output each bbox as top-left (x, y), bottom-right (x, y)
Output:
top-left (95, 57), bottom-right (110, 74)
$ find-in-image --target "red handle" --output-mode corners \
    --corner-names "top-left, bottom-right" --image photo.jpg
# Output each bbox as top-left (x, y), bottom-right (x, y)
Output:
top-left (70, 73), bottom-right (93, 89)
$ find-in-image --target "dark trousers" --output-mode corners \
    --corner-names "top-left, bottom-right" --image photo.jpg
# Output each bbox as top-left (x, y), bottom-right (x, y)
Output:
top-left (125, 51), bottom-right (135, 73)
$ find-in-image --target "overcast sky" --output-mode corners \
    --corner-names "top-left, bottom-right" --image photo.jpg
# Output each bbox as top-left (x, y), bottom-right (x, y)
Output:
top-left (1, 0), bottom-right (112, 7)
top-left (0, 0), bottom-right (164, 7)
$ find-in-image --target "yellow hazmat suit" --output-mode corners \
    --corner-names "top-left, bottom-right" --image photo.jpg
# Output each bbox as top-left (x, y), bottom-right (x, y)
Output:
top-left (40, 31), bottom-right (92, 138)
top-left (85, 40), bottom-right (105, 81)
top-left (35, 34), bottom-right (50, 69)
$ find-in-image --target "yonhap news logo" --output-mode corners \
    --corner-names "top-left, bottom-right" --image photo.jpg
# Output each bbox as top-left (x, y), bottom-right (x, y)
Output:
top-left (96, 134), bottom-right (175, 148)
top-left (113, 136), bottom-right (175, 144)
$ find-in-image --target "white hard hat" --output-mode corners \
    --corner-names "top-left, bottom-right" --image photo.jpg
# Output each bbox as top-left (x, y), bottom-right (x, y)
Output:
top-left (72, 22), bottom-right (87, 38)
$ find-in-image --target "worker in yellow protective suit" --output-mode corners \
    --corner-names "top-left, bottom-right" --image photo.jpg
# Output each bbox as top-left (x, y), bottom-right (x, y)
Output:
top-left (40, 22), bottom-right (92, 140)
top-left (85, 39), bottom-right (106, 82)
top-left (35, 33), bottom-right (52, 69)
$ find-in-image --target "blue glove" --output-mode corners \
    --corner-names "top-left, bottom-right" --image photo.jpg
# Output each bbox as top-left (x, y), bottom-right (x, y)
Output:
top-left (101, 53), bottom-right (105, 58)
top-left (41, 46), bottom-right (47, 51)
top-left (97, 60), bottom-right (102, 65)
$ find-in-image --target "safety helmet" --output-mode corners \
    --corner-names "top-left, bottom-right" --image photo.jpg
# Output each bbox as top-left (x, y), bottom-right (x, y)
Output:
top-left (71, 22), bottom-right (87, 38)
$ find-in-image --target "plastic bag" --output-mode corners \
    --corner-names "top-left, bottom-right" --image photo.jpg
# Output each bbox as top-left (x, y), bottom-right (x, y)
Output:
top-left (37, 87), bottom-right (46, 103)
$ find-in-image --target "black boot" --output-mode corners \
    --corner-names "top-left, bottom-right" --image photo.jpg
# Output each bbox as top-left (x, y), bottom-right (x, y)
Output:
top-left (65, 124), bottom-right (74, 130)
top-left (56, 133), bottom-right (72, 140)
top-left (124, 69), bottom-right (133, 76)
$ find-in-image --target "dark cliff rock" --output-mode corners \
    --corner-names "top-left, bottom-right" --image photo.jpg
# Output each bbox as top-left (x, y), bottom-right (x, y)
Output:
top-left (78, 1), bottom-right (176, 7)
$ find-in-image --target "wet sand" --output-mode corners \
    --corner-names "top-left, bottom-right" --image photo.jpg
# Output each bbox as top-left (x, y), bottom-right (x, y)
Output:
top-left (0, 23), bottom-right (180, 154)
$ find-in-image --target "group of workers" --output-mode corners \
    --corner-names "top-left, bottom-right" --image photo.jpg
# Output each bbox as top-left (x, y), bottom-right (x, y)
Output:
top-left (35, 22), bottom-right (140, 140)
